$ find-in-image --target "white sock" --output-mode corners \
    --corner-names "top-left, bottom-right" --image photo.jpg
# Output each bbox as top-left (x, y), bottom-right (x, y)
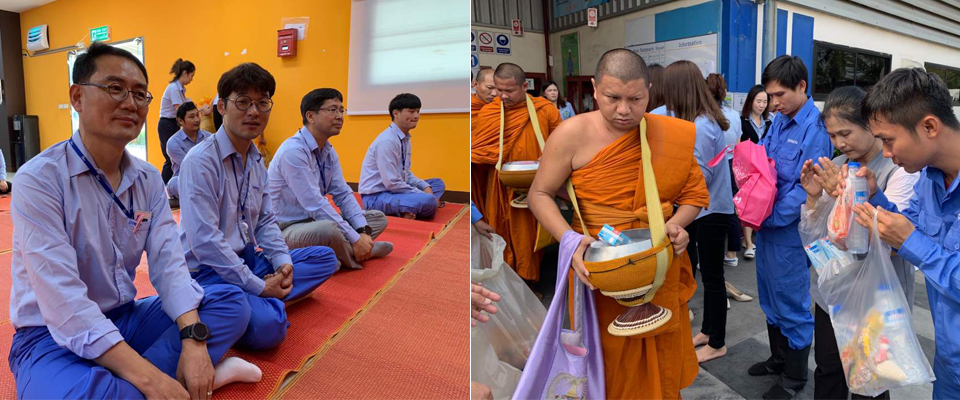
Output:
top-left (213, 357), bottom-right (263, 390)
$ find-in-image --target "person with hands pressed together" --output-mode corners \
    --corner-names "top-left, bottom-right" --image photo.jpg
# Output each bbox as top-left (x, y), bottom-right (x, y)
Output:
top-left (799, 86), bottom-right (918, 400)
top-left (527, 48), bottom-right (707, 400)
top-left (840, 68), bottom-right (960, 399)
top-left (8, 42), bottom-right (261, 400)
top-left (178, 63), bottom-right (338, 351)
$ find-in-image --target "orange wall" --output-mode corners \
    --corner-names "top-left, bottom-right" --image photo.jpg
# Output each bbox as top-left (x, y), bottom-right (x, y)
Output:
top-left (19, 0), bottom-right (469, 191)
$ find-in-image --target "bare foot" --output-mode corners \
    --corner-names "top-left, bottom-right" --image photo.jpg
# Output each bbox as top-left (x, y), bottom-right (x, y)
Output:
top-left (692, 332), bottom-right (710, 347)
top-left (401, 212), bottom-right (416, 219)
top-left (696, 345), bottom-right (727, 363)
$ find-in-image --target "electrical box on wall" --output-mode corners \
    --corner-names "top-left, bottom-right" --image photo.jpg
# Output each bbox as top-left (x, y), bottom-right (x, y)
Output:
top-left (277, 29), bottom-right (297, 57)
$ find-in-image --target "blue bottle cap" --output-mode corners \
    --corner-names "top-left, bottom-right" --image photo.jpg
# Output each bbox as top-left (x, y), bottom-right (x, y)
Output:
top-left (848, 162), bottom-right (861, 168)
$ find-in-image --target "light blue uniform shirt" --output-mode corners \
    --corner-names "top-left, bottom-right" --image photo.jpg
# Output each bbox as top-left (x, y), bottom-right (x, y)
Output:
top-left (0, 148), bottom-right (7, 181)
top-left (721, 105), bottom-right (741, 161)
top-left (10, 131), bottom-right (203, 359)
top-left (870, 165), bottom-right (960, 386)
top-left (268, 127), bottom-right (368, 244)
top-left (358, 123), bottom-right (429, 195)
top-left (650, 106), bottom-right (734, 218)
top-left (167, 128), bottom-right (212, 177)
top-left (160, 80), bottom-right (186, 118)
top-left (559, 102), bottom-right (576, 121)
top-left (178, 127), bottom-right (293, 296)
top-left (165, 129), bottom-right (211, 199)
top-left (759, 97), bottom-right (833, 238)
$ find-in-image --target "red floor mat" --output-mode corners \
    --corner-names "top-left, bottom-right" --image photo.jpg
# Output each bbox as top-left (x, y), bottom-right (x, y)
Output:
top-left (278, 215), bottom-right (470, 399)
top-left (0, 200), bottom-right (463, 398)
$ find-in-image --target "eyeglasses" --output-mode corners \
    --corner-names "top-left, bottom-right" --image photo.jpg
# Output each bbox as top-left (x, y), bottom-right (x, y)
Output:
top-left (226, 95), bottom-right (274, 113)
top-left (78, 82), bottom-right (153, 107)
top-left (319, 107), bottom-right (347, 116)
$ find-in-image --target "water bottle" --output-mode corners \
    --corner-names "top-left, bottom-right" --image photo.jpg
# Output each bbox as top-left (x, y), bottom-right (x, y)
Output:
top-left (847, 162), bottom-right (870, 254)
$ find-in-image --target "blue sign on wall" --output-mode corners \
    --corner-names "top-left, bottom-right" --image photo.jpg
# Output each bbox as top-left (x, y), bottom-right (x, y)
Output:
top-left (554, 0), bottom-right (610, 19)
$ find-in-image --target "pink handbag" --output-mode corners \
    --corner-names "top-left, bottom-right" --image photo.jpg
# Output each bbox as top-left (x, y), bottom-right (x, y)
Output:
top-left (709, 140), bottom-right (778, 230)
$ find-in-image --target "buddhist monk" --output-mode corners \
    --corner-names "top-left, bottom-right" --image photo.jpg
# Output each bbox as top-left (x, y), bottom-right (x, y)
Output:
top-left (528, 49), bottom-right (709, 399)
top-left (471, 67), bottom-right (497, 211)
top-left (471, 67), bottom-right (497, 115)
top-left (472, 63), bottom-right (561, 282)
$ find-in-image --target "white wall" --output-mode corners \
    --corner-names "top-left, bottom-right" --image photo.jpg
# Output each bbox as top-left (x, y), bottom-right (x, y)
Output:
top-left (547, 0), bottom-right (712, 79)
top-left (776, 2), bottom-right (960, 118)
top-left (475, 27), bottom-right (548, 74)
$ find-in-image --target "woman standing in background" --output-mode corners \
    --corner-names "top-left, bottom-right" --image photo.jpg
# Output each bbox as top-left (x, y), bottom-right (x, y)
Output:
top-left (738, 85), bottom-right (772, 259)
top-left (542, 81), bottom-right (575, 120)
top-left (158, 58), bottom-right (195, 183)
top-left (651, 61), bottom-right (734, 363)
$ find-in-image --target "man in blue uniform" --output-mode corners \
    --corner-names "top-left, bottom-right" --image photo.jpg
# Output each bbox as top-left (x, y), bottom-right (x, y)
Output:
top-left (851, 67), bottom-right (960, 399)
top-left (748, 55), bottom-right (833, 399)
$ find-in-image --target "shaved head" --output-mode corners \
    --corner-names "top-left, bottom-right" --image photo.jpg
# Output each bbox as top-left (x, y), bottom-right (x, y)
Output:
top-left (493, 63), bottom-right (528, 107)
top-left (595, 48), bottom-right (649, 85)
top-left (474, 67), bottom-right (494, 83)
top-left (473, 67), bottom-right (498, 103)
top-left (494, 63), bottom-right (525, 86)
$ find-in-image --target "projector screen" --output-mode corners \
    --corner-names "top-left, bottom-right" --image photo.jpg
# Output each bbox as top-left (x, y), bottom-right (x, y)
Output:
top-left (347, 0), bottom-right (470, 115)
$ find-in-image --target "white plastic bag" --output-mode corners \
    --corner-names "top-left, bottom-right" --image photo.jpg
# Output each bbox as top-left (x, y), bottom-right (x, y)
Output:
top-left (471, 227), bottom-right (547, 370)
top-left (471, 324), bottom-right (521, 400)
top-left (816, 212), bottom-right (934, 396)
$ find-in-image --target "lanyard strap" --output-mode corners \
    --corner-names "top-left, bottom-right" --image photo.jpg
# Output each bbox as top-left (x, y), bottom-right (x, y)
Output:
top-left (229, 156), bottom-right (251, 215)
top-left (69, 139), bottom-right (134, 220)
top-left (400, 136), bottom-right (407, 179)
top-left (300, 133), bottom-right (326, 191)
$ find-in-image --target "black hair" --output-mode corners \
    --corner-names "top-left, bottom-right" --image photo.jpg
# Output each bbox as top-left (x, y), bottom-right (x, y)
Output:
top-left (176, 101), bottom-right (198, 121)
top-left (217, 63), bottom-right (276, 103)
top-left (595, 48), bottom-right (649, 85)
top-left (741, 84), bottom-right (769, 120)
top-left (72, 41), bottom-right (148, 85)
top-left (170, 58), bottom-right (196, 83)
top-left (821, 86), bottom-right (868, 130)
top-left (388, 93), bottom-right (421, 121)
top-left (301, 88), bottom-right (344, 124)
top-left (761, 55), bottom-right (808, 91)
top-left (543, 81), bottom-right (567, 108)
top-left (862, 67), bottom-right (960, 133)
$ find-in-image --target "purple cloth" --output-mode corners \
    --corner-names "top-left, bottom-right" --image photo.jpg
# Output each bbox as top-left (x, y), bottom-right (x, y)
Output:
top-left (512, 230), bottom-right (605, 399)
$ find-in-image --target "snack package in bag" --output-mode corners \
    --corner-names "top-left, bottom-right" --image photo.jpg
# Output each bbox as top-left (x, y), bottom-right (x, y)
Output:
top-left (817, 212), bottom-right (934, 396)
top-left (471, 227), bottom-right (547, 370)
top-left (827, 183), bottom-right (855, 250)
top-left (800, 195), bottom-right (855, 282)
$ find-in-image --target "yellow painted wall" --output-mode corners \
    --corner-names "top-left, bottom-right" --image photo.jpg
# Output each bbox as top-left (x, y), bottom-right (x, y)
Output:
top-left (20, 0), bottom-right (469, 192)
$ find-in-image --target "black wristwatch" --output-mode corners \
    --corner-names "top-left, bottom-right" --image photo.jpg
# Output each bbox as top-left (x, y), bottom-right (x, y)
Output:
top-left (180, 322), bottom-right (211, 342)
top-left (356, 225), bottom-right (372, 235)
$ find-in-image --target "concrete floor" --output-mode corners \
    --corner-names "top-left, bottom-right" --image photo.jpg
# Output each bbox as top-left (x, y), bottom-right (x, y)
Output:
top-left (533, 242), bottom-right (937, 400)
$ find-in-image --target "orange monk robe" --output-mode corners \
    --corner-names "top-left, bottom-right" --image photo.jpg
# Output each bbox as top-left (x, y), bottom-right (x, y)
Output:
top-left (570, 114), bottom-right (710, 399)
top-left (471, 95), bottom-right (561, 281)
top-left (471, 94), bottom-right (490, 211)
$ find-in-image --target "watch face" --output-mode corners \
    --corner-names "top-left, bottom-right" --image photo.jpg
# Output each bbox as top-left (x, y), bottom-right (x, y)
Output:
top-left (364, 226), bottom-right (372, 235)
top-left (193, 323), bottom-right (210, 340)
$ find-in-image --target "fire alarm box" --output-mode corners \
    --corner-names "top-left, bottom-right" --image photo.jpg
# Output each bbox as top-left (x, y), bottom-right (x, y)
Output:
top-left (278, 28), bottom-right (297, 57)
